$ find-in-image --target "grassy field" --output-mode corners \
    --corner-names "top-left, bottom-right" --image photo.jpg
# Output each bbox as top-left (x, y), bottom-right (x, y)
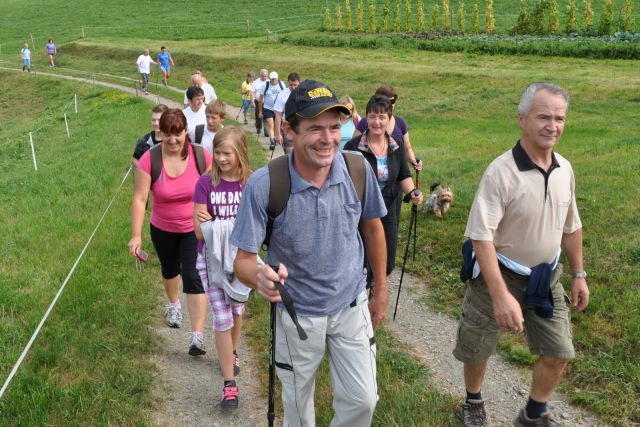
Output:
top-left (1, 0), bottom-right (639, 425)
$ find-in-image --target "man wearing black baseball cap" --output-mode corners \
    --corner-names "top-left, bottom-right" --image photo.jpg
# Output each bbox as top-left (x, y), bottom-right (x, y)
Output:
top-left (232, 79), bottom-right (388, 426)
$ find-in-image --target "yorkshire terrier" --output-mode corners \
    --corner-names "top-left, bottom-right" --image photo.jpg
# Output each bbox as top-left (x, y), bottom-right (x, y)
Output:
top-left (424, 183), bottom-right (453, 219)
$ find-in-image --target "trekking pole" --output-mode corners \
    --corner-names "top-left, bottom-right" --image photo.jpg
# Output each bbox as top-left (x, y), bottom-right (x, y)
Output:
top-left (412, 159), bottom-right (421, 261)
top-left (267, 263), bottom-right (308, 427)
top-left (235, 106), bottom-right (242, 121)
top-left (393, 191), bottom-right (420, 321)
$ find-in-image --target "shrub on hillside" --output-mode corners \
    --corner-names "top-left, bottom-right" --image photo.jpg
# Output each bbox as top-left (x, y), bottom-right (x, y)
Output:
top-left (324, 6), bottom-right (332, 31)
top-left (618, 0), bottom-right (634, 32)
top-left (599, 0), bottom-right (614, 35)
top-left (357, 0), bottom-right (365, 31)
top-left (394, 0), bottom-right (402, 31)
top-left (368, 0), bottom-right (378, 32)
top-left (431, 4), bottom-right (441, 29)
top-left (345, 0), bottom-right (353, 31)
top-left (513, 0), bottom-right (531, 35)
top-left (382, 0), bottom-right (391, 31)
top-left (566, 0), bottom-right (578, 33)
top-left (486, 0), bottom-right (495, 34)
top-left (584, 0), bottom-right (595, 33)
top-left (404, 0), bottom-right (413, 32)
top-left (548, 0), bottom-right (560, 34)
top-left (531, 0), bottom-right (547, 35)
top-left (336, 3), bottom-right (344, 31)
top-left (416, 0), bottom-right (425, 31)
top-left (457, 0), bottom-right (466, 32)
top-left (443, 0), bottom-right (451, 31)
top-left (471, 0), bottom-right (479, 33)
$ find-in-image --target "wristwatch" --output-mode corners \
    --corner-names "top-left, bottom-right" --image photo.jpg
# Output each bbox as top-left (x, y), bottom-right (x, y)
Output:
top-left (571, 271), bottom-right (587, 279)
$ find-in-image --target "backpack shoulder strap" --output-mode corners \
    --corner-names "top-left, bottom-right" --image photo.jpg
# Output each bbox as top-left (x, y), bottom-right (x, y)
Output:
top-left (191, 143), bottom-right (207, 175)
top-left (342, 151), bottom-right (366, 203)
top-left (194, 124), bottom-right (205, 145)
top-left (263, 81), bottom-right (270, 97)
top-left (150, 144), bottom-right (163, 184)
top-left (279, 80), bottom-right (284, 90)
top-left (263, 155), bottom-right (291, 249)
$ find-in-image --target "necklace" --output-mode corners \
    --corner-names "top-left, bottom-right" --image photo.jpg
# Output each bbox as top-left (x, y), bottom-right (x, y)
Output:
top-left (369, 140), bottom-right (387, 157)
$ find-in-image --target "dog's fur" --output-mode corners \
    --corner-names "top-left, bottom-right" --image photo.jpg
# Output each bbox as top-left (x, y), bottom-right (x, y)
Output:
top-left (424, 183), bottom-right (453, 219)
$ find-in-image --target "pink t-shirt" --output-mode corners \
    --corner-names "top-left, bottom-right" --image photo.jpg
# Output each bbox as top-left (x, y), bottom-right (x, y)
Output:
top-left (139, 144), bottom-right (212, 233)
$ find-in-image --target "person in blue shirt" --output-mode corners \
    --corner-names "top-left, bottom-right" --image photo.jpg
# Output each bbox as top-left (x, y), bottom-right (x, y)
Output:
top-left (156, 46), bottom-right (175, 87)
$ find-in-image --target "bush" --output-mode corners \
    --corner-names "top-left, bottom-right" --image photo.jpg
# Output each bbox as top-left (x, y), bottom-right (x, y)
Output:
top-left (486, 0), bottom-right (495, 34)
top-left (431, 4), bottom-right (441, 29)
top-left (618, 0), bottom-right (634, 32)
top-left (394, 0), bottom-right (402, 31)
top-left (382, 0), bottom-right (391, 31)
top-left (324, 6), bottom-right (332, 31)
top-left (416, 0), bottom-right (425, 31)
top-left (566, 0), bottom-right (578, 33)
top-left (548, 0), bottom-right (560, 34)
top-left (531, 0), bottom-right (547, 35)
top-left (404, 0), bottom-right (413, 32)
top-left (368, 0), bottom-right (377, 32)
top-left (599, 0), bottom-right (614, 35)
top-left (345, 0), bottom-right (353, 32)
top-left (356, 0), bottom-right (365, 31)
top-left (457, 0), bottom-right (466, 32)
top-left (584, 0), bottom-right (595, 33)
top-left (471, 0), bottom-right (479, 33)
top-left (513, 0), bottom-right (531, 35)
top-left (443, 0), bottom-right (451, 31)
top-left (336, 3), bottom-right (344, 32)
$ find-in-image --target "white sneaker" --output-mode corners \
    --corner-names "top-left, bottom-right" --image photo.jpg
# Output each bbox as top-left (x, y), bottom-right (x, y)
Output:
top-left (188, 332), bottom-right (206, 356)
top-left (165, 305), bottom-right (182, 328)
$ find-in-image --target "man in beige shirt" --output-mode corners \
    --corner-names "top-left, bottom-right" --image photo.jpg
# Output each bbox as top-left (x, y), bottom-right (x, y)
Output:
top-left (454, 83), bottom-right (590, 427)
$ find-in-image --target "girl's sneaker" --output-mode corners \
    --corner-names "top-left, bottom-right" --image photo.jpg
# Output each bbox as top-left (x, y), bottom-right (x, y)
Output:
top-left (188, 332), bottom-right (206, 356)
top-left (221, 381), bottom-right (239, 410)
top-left (233, 351), bottom-right (240, 376)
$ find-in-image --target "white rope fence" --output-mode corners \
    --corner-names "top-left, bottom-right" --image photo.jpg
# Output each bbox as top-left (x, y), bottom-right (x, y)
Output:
top-left (0, 167), bottom-right (132, 401)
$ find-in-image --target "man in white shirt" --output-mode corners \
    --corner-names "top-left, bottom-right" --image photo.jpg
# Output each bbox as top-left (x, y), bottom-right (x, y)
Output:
top-left (251, 69), bottom-right (268, 137)
top-left (183, 86), bottom-right (207, 143)
top-left (183, 73), bottom-right (217, 107)
top-left (273, 72), bottom-right (301, 154)
top-left (136, 49), bottom-right (157, 95)
top-left (259, 71), bottom-right (286, 150)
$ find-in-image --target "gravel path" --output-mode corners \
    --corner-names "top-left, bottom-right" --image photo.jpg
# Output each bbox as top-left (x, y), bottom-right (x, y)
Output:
top-left (4, 67), bottom-right (605, 426)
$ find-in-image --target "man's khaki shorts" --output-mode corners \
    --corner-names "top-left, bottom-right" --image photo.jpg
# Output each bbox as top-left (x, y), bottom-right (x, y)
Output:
top-left (453, 263), bottom-right (575, 365)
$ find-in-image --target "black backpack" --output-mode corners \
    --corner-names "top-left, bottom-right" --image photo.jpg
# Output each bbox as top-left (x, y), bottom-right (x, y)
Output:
top-left (150, 143), bottom-right (207, 184)
top-left (262, 151), bottom-right (366, 249)
top-left (193, 124), bottom-right (205, 145)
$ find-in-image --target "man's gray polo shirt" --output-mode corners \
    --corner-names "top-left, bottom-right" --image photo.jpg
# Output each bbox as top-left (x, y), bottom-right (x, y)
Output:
top-left (230, 151), bottom-right (387, 316)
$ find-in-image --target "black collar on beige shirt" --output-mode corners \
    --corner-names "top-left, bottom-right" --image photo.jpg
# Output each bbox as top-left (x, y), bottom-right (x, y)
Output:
top-left (512, 140), bottom-right (560, 201)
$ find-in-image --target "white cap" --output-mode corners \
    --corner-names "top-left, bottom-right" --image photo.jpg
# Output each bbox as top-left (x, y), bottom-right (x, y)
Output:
top-left (269, 71), bottom-right (278, 79)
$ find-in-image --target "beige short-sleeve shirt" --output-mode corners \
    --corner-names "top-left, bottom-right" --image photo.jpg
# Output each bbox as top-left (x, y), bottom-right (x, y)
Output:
top-left (465, 142), bottom-right (582, 267)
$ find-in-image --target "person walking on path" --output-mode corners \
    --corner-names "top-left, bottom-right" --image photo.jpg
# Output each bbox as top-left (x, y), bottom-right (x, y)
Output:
top-left (339, 95), bottom-right (360, 149)
top-left (200, 99), bottom-right (226, 155)
top-left (131, 104), bottom-right (168, 170)
top-left (241, 72), bottom-right (255, 125)
top-left (258, 71), bottom-right (286, 150)
top-left (182, 73), bottom-right (217, 107)
top-left (232, 80), bottom-right (388, 427)
top-left (344, 94), bottom-right (423, 290)
top-left (156, 46), bottom-right (175, 87)
top-left (454, 82), bottom-right (589, 427)
top-left (136, 48), bottom-right (157, 95)
top-left (273, 72), bottom-right (301, 155)
top-left (183, 86), bottom-right (207, 144)
top-left (20, 43), bottom-right (31, 72)
top-left (194, 126), bottom-right (253, 411)
top-left (45, 39), bottom-right (57, 67)
top-left (128, 109), bottom-right (213, 355)
top-left (251, 69), bottom-right (268, 137)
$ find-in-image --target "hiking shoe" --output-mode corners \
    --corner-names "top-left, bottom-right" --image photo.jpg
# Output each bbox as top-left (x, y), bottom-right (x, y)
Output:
top-left (165, 305), bottom-right (182, 328)
top-left (188, 333), bottom-right (206, 356)
top-left (233, 351), bottom-right (240, 376)
top-left (462, 399), bottom-right (488, 427)
top-left (514, 408), bottom-right (561, 427)
top-left (220, 384), bottom-right (239, 410)
top-left (269, 139), bottom-right (276, 150)
top-left (243, 119), bottom-right (248, 125)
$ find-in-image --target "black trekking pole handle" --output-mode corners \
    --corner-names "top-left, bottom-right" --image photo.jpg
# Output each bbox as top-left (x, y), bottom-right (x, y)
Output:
top-left (269, 265), bottom-right (308, 340)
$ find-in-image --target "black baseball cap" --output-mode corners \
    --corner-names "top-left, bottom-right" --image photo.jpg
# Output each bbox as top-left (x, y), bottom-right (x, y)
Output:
top-left (285, 79), bottom-right (350, 122)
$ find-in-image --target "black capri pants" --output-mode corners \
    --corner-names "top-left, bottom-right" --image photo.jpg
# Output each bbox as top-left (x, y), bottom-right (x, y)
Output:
top-left (150, 223), bottom-right (204, 294)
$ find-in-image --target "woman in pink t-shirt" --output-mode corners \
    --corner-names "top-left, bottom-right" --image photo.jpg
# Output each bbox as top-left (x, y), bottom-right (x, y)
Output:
top-left (128, 109), bottom-right (212, 355)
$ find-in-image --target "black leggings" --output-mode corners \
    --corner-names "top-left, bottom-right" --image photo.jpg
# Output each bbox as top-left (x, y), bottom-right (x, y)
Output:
top-left (150, 223), bottom-right (204, 294)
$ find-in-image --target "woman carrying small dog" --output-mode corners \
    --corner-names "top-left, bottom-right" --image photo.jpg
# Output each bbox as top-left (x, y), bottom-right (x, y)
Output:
top-left (344, 94), bottom-right (423, 288)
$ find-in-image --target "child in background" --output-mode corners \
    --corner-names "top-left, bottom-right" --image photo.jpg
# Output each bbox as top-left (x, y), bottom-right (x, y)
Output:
top-left (21, 43), bottom-right (31, 72)
top-left (193, 126), bottom-right (252, 411)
